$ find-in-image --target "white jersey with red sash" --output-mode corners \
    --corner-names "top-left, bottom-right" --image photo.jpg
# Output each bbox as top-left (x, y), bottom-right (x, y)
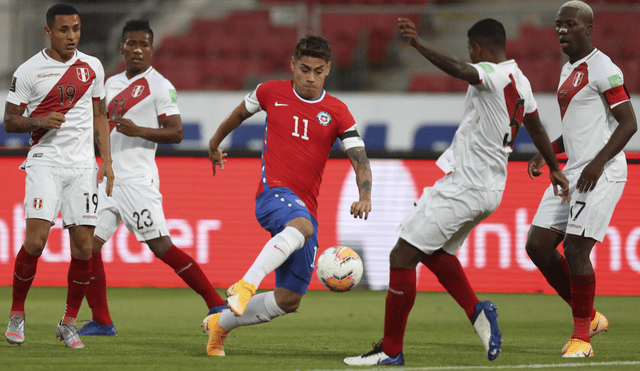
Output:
top-left (436, 60), bottom-right (537, 191)
top-left (6, 49), bottom-right (105, 168)
top-left (557, 48), bottom-right (630, 181)
top-left (105, 67), bottom-right (180, 185)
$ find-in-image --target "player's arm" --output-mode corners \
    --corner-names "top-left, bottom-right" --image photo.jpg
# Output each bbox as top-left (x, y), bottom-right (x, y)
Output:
top-left (342, 128), bottom-right (372, 220)
top-left (110, 114), bottom-right (183, 144)
top-left (3, 102), bottom-right (65, 133)
top-left (208, 100), bottom-right (255, 176)
top-left (523, 112), bottom-right (569, 203)
top-left (398, 18), bottom-right (480, 84)
top-left (93, 99), bottom-right (115, 197)
top-left (577, 101), bottom-right (637, 193)
top-left (528, 134), bottom-right (564, 178)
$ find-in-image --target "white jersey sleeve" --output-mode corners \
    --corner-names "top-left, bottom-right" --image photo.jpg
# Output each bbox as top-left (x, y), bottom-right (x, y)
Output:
top-left (592, 63), bottom-right (628, 109)
top-left (7, 64), bottom-right (33, 106)
top-left (91, 61), bottom-right (106, 101)
top-left (154, 78), bottom-right (180, 118)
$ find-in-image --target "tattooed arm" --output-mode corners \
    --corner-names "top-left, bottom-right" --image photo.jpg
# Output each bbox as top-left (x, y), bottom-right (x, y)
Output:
top-left (93, 99), bottom-right (115, 196)
top-left (345, 146), bottom-right (372, 220)
top-left (3, 102), bottom-right (65, 133)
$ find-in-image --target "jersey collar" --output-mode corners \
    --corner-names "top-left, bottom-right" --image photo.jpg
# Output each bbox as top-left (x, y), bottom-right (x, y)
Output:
top-left (568, 48), bottom-right (598, 67)
top-left (41, 49), bottom-right (78, 65)
top-left (292, 84), bottom-right (326, 103)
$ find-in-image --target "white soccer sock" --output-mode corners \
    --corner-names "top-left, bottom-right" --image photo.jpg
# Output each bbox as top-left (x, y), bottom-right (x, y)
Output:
top-left (218, 291), bottom-right (286, 331)
top-left (242, 226), bottom-right (305, 288)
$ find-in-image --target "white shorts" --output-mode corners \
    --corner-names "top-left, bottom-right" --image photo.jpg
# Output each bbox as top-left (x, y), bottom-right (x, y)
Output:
top-left (531, 172), bottom-right (624, 242)
top-left (24, 165), bottom-right (98, 228)
top-left (94, 180), bottom-right (169, 242)
top-left (399, 175), bottom-right (503, 255)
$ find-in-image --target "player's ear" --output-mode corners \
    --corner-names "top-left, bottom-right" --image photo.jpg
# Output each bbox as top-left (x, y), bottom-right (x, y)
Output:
top-left (291, 56), bottom-right (295, 72)
top-left (120, 43), bottom-right (124, 55)
top-left (44, 26), bottom-right (52, 40)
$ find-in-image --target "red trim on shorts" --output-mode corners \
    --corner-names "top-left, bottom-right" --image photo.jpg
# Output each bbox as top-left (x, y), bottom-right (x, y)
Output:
top-left (550, 226), bottom-right (565, 235)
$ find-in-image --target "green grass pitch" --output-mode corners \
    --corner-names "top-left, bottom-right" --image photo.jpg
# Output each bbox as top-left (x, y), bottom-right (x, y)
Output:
top-left (1, 287), bottom-right (639, 371)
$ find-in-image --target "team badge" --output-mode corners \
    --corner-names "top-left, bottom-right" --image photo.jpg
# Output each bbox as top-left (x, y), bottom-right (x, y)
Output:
top-left (316, 111), bottom-right (331, 126)
top-left (572, 72), bottom-right (584, 87)
top-left (132, 85), bottom-right (145, 98)
top-left (33, 198), bottom-right (43, 210)
top-left (76, 67), bottom-right (90, 82)
top-left (295, 199), bottom-right (305, 207)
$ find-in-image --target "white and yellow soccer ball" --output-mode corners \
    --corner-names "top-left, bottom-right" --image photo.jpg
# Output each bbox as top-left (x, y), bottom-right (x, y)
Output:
top-left (316, 246), bottom-right (363, 292)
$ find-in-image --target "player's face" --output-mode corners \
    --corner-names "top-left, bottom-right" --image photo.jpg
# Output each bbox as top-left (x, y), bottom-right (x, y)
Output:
top-left (555, 7), bottom-right (592, 60)
top-left (121, 31), bottom-right (154, 77)
top-left (467, 39), bottom-right (482, 64)
top-left (291, 56), bottom-right (331, 100)
top-left (45, 14), bottom-right (81, 62)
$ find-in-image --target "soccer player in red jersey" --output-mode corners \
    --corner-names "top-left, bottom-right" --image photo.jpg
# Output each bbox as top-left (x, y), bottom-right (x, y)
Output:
top-left (76, 20), bottom-right (227, 337)
top-left (202, 36), bottom-right (372, 356)
top-left (3, 4), bottom-right (115, 348)
top-left (345, 18), bottom-right (569, 365)
top-left (526, 1), bottom-right (637, 357)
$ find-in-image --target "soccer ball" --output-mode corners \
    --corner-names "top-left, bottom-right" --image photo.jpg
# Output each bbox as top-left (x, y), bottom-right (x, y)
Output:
top-left (316, 246), bottom-right (363, 292)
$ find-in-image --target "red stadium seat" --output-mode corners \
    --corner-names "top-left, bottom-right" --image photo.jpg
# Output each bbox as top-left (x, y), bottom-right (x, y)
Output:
top-left (518, 60), bottom-right (562, 93)
top-left (153, 57), bottom-right (203, 90)
top-left (407, 73), bottom-right (467, 93)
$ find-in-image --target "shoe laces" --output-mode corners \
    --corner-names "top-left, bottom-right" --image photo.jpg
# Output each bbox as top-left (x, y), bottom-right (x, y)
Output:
top-left (8, 316), bottom-right (24, 328)
top-left (361, 340), bottom-right (384, 357)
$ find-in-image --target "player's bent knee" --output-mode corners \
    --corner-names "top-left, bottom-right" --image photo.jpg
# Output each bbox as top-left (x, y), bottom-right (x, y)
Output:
top-left (274, 288), bottom-right (303, 313)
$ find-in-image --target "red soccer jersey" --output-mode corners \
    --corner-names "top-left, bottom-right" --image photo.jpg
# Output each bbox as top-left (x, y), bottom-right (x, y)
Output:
top-left (245, 80), bottom-right (356, 218)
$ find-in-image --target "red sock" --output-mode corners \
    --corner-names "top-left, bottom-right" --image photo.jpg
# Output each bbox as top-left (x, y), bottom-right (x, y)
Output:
top-left (10, 246), bottom-right (41, 317)
top-left (570, 274), bottom-right (595, 342)
top-left (85, 252), bottom-right (113, 326)
top-left (161, 245), bottom-right (226, 308)
top-left (382, 268), bottom-right (416, 357)
top-left (62, 257), bottom-right (92, 324)
top-left (421, 250), bottom-right (478, 321)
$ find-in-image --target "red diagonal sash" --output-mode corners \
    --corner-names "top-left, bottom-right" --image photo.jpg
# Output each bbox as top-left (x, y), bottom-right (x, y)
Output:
top-left (557, 62), bottom-right (588, 120)
top-left (107, 77), bottom-right (150, 131)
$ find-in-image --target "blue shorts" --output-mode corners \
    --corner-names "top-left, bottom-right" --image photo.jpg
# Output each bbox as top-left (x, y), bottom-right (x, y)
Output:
top-left (255, 187), bottom-right (319, 296)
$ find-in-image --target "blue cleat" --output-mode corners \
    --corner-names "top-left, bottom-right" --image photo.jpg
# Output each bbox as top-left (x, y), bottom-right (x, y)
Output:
top-left (344, 340), bottom-right (405, 366)
top-left (472, 300), bottom-right (502, 361)
top-left (207, 304), bottom-right (228, 316)
top-left (77, 321), bottom-right (118, 336)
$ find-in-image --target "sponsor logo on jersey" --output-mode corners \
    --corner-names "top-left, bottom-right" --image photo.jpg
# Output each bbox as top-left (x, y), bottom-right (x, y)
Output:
top-left (295, 199), bottom-right (305, 207)
top-left (316, 111), bottom-right (331, 126)
top-left (37, 73), bottom-right (62, 79)
top-left (76, 67), bottom-right (91, 83)
top-left (608, 74), bottom-right (623, 88)
top-left (131, 85), bottom-right (145, 98)
top-left (9, 76), bottom-right (16, 92)
top-left (572, 72), bottom-right (584, 87)
top-left (33, 198), bottom-right (43, 210)
top-left (275, 101), bottom-right (288, 107)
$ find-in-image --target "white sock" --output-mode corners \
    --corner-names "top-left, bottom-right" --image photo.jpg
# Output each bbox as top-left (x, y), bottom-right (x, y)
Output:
top-left (219, 291), bottom-right (286, 331)
top-left (243, 226), bottom-right (305, 288)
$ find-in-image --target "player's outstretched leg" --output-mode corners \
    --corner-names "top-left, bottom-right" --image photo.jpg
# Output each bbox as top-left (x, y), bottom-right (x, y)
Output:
top-left (343, 340), bottom-right (405, 366)
top-left (5, 316), bottom-right (25, 345)
top-left (56, 320), bottom-right (84, 349)
top-left (472, 301), bottom-right (502, 361)
top-left (202, 313), bottom-right (229, 356)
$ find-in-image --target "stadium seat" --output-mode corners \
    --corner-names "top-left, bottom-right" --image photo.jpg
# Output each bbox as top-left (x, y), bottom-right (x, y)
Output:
top-left (413, 125), bottom-right (457, 152)
top-left (362, 124), bottom-right (388, 150)
top-left (153, 57), bottom-right (203, 90)
top-left (230, 124), bottom-right (265, 150)
top-left (407, 73), bottom-right (467, 93)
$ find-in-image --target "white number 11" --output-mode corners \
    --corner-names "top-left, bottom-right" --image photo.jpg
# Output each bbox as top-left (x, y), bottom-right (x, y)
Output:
top-left (292, 116), bottom-right (309, 140)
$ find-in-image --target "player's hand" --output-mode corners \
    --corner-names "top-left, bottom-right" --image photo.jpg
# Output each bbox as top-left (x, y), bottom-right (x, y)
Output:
top-left (110, 117), bottom-right (141, 137)
top-left (549, 169), bottom-right (570, 204)
top-left (350, 200), bottom-right (371, 220)
top-left (398, 18), bottom-right (420, 48)
top-left (208, 144), bottom-right (227, 176)
top-left (38, 112), bottom-right (65, 129)
top-left (98, 160), bottom-right (115, 197)
top-left (577, 159), bottom-right (604, 194)
top-left (528, 152), bottom-right (546, 179)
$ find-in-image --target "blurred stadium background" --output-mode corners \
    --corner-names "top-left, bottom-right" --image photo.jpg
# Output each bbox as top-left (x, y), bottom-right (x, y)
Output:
top-left (1, 0), bottom-right (640, 294)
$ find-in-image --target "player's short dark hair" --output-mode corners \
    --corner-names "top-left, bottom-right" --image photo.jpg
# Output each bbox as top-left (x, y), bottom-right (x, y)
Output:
top-left (467, 18), bottom-right (506, 50)
top-left (294, 36), bottom-right (331, 63)
top-left (46, 4), bottom-right (79, 27)
top-left (122, 20), bottom-right (154, 43)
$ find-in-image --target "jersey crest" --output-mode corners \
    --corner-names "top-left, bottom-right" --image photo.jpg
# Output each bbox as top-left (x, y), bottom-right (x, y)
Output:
top-left (76, 67), bottom-right (91, 82)
top-left (316, 111), bottom-right (331, 126)
top-left (558, 62), bottom-right (589, 119)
